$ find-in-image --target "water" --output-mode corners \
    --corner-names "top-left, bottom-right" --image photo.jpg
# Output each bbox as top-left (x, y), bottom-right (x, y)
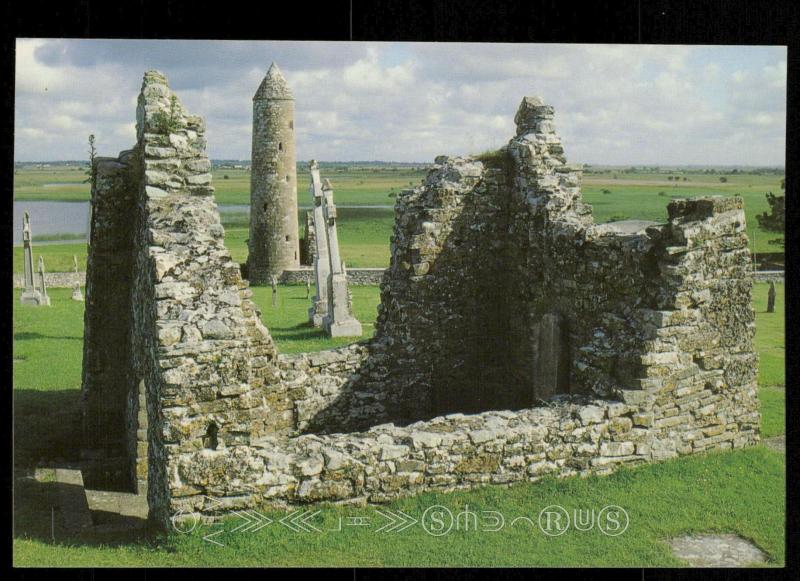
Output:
top-left (13, 201), bottom-right (90, 245)
top-left (13, 201), bottom-right (395, 245)
top-left (43, 182), bottom-right (83, 188)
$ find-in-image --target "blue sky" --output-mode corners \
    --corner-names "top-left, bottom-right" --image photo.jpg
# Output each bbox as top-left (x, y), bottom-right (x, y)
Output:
top-left (14, 40), bottom-right (786, 165)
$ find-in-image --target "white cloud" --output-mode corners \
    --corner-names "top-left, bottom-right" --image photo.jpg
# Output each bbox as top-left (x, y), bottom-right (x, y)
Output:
top-left (13, 40), bottom-right (786, 166)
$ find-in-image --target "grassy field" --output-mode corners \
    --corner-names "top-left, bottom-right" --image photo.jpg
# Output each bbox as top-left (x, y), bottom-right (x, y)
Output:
top-left (13, 207), bottom-right (395, 273)
top-left (13, 166), bottom-right (420, 206)
top-left (14, 445), bottom-right (785, 567)
top-left (250, 285), bottom-right (381, 353)
top-left (12, 284), bottom-right (785, 567)
top-left (13, 165), bottom-right (785, 273)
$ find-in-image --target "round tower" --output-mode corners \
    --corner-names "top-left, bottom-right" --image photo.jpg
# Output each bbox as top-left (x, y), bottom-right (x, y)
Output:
top-left (247, 62), bottom-right (300, 282)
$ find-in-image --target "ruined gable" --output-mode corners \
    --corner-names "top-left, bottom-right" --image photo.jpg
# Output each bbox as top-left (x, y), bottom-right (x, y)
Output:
top-left (82, 74), bottom-right (759, 529)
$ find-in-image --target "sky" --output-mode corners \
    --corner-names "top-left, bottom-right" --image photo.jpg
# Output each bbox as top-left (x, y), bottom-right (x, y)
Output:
top-left (14, 39), bottom-right (787, 166)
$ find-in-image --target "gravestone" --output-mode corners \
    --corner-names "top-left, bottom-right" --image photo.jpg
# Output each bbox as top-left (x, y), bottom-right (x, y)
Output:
top-left (308, 161), bottom-right (330, 326)
top-left (321, 178), bottom-right (362, 338)
top-left (767, 282), bottom-right (776, 313)
top-left (20, 211), bottom-right (43, 305)
top-left (271, 274), bottom-right (278, 307)
top-left (37, 256), bottom-right (51, 306)
top-left (71, 255), bottom-right (84, 302)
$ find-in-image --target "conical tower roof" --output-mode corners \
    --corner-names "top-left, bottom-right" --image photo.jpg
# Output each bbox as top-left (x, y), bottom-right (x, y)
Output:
top-left (253, 62), bottom-right (294, 100)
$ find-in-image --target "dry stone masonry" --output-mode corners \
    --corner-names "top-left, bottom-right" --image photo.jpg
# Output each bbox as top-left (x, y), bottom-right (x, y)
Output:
top-left (82, 73), bottom-right (760, 530)
top-left (247, 63), bottom-right (300, 283)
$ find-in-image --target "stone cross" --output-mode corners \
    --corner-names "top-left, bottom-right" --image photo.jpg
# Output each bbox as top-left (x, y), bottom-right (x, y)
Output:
top-left (320, 178), bottom-right (362, 338)
top-left (307, 160), bottom-right (331, 326)
top-left (71, 254), bottom-right (84, 301)
top-left (20, 211), bottom-right (43, 305)
top-left (37, 255), bottom-right (51, 306)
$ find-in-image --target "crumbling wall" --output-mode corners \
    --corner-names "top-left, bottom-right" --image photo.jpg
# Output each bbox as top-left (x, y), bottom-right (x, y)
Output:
top-left (84, 71), bottom-right (285, 524)
top-left (374, 159), bottom-right (515, 418)
top-left (84, 75), bottom-right (759, 528)
top-left (82, 149), bottom-right (138, 489)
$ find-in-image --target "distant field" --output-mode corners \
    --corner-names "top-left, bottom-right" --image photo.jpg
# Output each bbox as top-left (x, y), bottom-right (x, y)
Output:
top-left (12, 166), bottom-right (423, 207)
top-left (13, 166), bottom-right (784, 271)
top-left (582, 171), bottom-right (784, 253)
top-left (13, 207), bottom-right (394, 273)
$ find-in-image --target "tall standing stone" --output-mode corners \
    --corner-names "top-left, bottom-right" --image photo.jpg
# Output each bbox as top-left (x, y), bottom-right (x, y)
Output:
top-left (71, 254), bottom-right (84, 301)
top-left (247, 62), bottom-right (300, 283)
top-left (20, 211), bottom-right (42, 305)
top-left (37, 256), bottom-right (51, 306)
top-left (321, 178), bottom-right (362, 338)
top-left (308, 161), bottom-right (330, 326)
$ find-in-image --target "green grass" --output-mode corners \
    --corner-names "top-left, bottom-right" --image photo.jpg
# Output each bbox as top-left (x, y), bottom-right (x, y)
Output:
top-left (13, 289), bottom-right (86, 391)
top-left (14, 207), bottom-right (393, 273)
top-left (13, 243), bottom-right (88, 274)
top-left (759, 386), bottom-right (785, 440)
top-left (12, 284), bottom-right (786, 566)
top-left (13, 446), bottom-right (785, 567)
top-left (13, 166), bottom-right (784, 271)
top-left (13, 166), bottom-right (423, 206)
top-left (13, 166), bottom-right (90, 202)
top-left (253, 284), bottom-right (381, 353)
top-left (753, 281), bottom-right (785, 388)
top-left (582, 176), bottom-right (784, 255)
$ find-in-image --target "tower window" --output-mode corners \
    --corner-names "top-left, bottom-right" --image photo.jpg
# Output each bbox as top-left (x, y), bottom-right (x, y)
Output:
top-left (286, 175), bottom-right (290, 182)
top-left (285, 235), bottom-right (290, 242)
top-left (289, 121), bottom-right (293, 129)
top-left (278, 142), bottom-right (283, 151)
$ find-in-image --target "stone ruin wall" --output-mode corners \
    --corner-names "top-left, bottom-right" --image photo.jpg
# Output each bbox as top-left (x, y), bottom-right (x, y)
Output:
top-left (82, 72), bottom-right (760, 529)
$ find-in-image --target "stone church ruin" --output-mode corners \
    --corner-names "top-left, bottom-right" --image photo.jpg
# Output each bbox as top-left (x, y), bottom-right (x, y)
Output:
top-left (81, 70), bottom-right (760, 529)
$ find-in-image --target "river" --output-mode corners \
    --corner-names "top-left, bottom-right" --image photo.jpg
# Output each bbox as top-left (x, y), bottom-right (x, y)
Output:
top-left (12, 201), bottom-right (393, 245)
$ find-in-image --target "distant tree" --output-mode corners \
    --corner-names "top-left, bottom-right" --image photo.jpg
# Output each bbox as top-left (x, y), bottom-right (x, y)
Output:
top-left (757, 191), bottom-right (785, 247)
top-left (83, 134), bottom-right (96, 184)
top-left (223, 174), bottom-right (229, 180)
top-left (683, 177), bottom-right (688, 181)
top-left (719, 176), bottom-right (728, 183)
top-left (601, 189), bottom-right (612, 195)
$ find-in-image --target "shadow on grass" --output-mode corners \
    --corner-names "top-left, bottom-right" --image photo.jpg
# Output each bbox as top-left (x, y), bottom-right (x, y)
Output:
top-left (14, 476), bottom-right (159, 547)
top-left (14, 389), bottom-right (83, 467)
top-left (14, 389), bottom-right (162, 548)
top-left (14, 332), bottom-right (82, 342)
top-left (273, 328), bottom-right (331, 342)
